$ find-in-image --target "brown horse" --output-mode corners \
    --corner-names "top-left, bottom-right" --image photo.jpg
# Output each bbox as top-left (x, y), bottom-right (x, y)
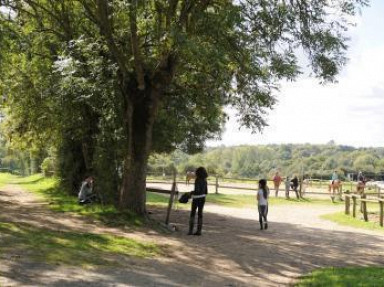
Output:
top-left (329, 180), bottom-right (343, 201)
top-left (356, 180), bottom-right (366, 195)
top-left (186, 171), bottom-right (196, 185)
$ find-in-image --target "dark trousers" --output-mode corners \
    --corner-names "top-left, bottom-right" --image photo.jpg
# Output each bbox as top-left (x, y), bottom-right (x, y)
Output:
top-left (190, 197), bottom-right (206, 219)
top-left (188, 197), bottom-right (206, 234)
top-left (258, 205), bottom-right (268, 225)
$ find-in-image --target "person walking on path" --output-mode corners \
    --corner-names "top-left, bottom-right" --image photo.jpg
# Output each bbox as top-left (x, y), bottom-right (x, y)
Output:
top-left (272, 171), bottom-right (282, 197)
top-left (257, 179), bottom-right (269, 230)
top-left (188, 167), bottom-right (208, 236)
top-left (284, 176), bottom-right (290, 199)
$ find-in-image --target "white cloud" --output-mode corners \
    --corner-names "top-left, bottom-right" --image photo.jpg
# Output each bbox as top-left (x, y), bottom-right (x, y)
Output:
top-left (208, 44), bottom-right (384, 148)
top-left (208, 0), bottom-right (384, 148)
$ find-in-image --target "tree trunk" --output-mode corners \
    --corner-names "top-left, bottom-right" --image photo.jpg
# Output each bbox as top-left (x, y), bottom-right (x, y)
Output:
top-left (118, 86), bottom-right (159, 214)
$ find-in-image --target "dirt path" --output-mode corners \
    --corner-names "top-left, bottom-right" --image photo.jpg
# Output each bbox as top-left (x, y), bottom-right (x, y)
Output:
top-left (1, 185), bottom-right (384, 287)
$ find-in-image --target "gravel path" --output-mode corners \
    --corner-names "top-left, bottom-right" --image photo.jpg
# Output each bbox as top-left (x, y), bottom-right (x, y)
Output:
top-left (1, 184), bottom-right (384, 287)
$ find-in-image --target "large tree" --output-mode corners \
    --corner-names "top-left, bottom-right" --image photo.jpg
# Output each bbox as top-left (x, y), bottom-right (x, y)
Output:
top-left (0, 0), bottom-right (368, 214)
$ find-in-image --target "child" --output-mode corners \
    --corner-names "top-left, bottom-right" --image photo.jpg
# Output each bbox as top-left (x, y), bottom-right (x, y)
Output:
top-left (257, 179), bottom-right (269, 230)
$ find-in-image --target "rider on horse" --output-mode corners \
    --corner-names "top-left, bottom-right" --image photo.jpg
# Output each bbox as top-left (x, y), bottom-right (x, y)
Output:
top-left (331, 170), bottom-right (339, 185)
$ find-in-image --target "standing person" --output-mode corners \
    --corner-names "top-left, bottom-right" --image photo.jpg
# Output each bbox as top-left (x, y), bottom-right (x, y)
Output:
top-left (272, 171), bottom-right (282, 197)
top-left (257, 179), bottom-right (269, 230)
top-left (284, 176), bottom-right (291, 199)
top-left (188, 167), bottom-right (208, 236)
top-left (357, 171), bottom-right (364, 182)
top-left (290, 176), bottom-right (300, 199)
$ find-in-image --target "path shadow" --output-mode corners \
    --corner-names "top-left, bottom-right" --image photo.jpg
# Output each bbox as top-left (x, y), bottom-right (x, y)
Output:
top-left (2, 189), bottom-right (384, 286)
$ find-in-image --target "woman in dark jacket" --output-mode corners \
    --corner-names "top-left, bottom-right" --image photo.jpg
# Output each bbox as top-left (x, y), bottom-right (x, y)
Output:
top-left (188, 167), bottom-right (208, 236)
top-left (290, 176), bottom-right (300, 199)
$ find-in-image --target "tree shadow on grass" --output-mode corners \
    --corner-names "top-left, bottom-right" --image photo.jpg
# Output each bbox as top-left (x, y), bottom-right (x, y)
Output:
top-left (2, 186), bottom-right (384, 287)
top-left (2, 204), bottom-right (384, 286)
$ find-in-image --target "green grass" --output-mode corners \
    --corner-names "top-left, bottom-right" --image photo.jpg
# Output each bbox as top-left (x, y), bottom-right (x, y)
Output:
top-left (204, 193), bottom-right (343, 208)
top-left (321, 212), bottom-right (384, 232)
top-left (0, 222), bottom-right (161, 266)
top-left (1, 174), bottom-right (163, 266)
top-left (296, 267), bottom-right (384, 287)
top-left (6, 174), bottom-right (146, 228)
top-left (0, 172), bottom-right (17, 187)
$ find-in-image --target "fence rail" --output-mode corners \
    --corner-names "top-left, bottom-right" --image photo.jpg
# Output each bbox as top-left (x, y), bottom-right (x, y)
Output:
top-left (344, 194), bottom-right (384, 227)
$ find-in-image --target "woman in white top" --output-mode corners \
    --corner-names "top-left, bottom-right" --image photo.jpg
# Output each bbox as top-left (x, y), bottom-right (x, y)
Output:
top-left (257, 179), bottom-right (269, 230)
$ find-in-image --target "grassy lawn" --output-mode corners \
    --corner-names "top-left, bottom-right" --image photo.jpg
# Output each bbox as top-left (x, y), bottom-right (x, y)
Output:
top-left (5, 174), bottom-right (156, 228)
top-left (205, 193), bottom-right (343, 208)
top-left (3, 174), bottom-right (343, 211)
top-left (297, 267), bottom-right (384, 287)
top-left (321, 212), bottom-right (384, 232)
top-left (0, 222), bottom-right (161, 267)
top-left (0, 174), bottom-right (164, 266)
top-left (0, 172), bottom-right (17, 187)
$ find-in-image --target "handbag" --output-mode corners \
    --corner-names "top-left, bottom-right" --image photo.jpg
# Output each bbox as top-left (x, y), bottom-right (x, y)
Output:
top-left (178, 192), bottom-right (191, 204)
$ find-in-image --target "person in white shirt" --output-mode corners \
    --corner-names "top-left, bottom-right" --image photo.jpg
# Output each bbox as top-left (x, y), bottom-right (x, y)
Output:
top-left (257, 179), bottom-right (269, 230)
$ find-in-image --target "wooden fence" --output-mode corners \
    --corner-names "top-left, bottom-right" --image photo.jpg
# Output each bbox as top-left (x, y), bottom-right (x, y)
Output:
top-left (344, 194), bottom-right (384, 227)
top-left (147, 175), bottom-right (384, 196)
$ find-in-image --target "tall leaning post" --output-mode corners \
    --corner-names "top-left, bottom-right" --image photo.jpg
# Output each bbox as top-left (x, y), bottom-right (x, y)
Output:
top-left (165, 170), bottom-right (177, 225)
top-left (379, 199), bottom-right (384, 227)
top-left (352, 195), bottom-right (357, 218)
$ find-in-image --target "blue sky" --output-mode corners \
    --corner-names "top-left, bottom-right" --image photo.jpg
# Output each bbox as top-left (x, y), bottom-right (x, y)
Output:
top-left (209, 0), bottom-right (384, 148)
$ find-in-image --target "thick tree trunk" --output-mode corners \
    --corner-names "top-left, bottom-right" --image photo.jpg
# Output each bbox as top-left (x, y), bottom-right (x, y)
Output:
top-left (118, 86), bottom-right (159, 214)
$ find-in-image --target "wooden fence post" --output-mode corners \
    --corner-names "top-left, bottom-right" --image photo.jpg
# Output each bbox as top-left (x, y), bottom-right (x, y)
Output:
top-left (345, 196), bottom-right (350, 215)
top-left (380, 200), bottom-right (384, 227)
top-left (352, 196), bottom-right (357, 218)
top-left (362, 200), bottom-right (368, 222)
top-left (215, 175), bottom-right (219, 194)
top-left (165, 170), bottom-right (177, 225)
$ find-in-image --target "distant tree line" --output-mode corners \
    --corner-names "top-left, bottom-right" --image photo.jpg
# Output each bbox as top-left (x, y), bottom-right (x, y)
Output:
top-left (148, 143), bottom-right (384, 181)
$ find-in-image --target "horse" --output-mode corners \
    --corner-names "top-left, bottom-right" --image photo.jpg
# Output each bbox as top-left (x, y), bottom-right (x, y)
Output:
top-left (356, 179), bottom-right (367, 195)
top-left (186, 171), bottom-right (196, 185)
top-left (329, 180), bottom-right (343, 202)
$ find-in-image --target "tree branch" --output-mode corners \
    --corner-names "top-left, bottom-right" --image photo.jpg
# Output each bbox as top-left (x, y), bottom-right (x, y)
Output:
top-left (95, 0), bottom-right (129, 80)
top-left (129, 0), bottom-right (145, 91)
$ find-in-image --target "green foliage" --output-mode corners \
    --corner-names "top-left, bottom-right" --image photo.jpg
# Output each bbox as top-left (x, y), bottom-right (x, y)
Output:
top-left (0, 0), bottom-right (369, 211)
top-left (150, 143), bottom-right (384, 179)
top-left (297, 267), bottom-right (384, 287)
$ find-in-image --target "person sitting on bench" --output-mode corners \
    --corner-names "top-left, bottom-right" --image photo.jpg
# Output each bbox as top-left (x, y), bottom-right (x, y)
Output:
top-left (78, 176), bottom-right (95, 205)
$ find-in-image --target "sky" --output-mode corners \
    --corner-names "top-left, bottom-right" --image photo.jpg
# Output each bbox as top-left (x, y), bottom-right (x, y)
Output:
top-left (208, 0), bottom-right (384, 148)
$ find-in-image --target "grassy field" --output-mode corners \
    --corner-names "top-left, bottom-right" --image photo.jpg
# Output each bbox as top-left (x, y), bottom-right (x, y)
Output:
top-left (296, 267), bottom-right (384, 287)
top-left (0, 222), bottom-right (161, 266)
top-left (0, 174), bottom-right (163, 267)
top-left (321, 212), bottom-right (384, 232)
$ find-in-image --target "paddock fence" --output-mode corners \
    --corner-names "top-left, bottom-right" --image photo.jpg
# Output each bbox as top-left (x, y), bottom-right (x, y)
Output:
top-left (344, 194), bottom-right (384, 227)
